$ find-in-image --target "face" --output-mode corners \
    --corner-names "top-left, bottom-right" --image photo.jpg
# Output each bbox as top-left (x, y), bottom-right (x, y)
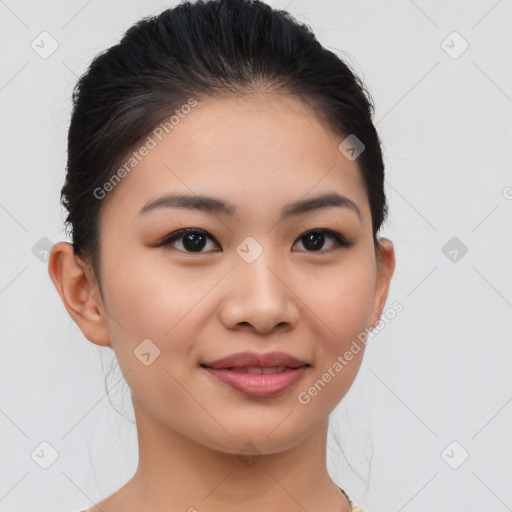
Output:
top-left (89, 92), bottom-right (393, 455)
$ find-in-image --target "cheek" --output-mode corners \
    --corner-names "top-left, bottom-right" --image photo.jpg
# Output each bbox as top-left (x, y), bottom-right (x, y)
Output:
top-left (100, 249), bottom-right (220, 370)
top-left (98, 255), bottom-right (209, 408)
top-left (294, 262), bottom-right (375, 411)
top-left (100, 245), bottom-right (191, 335)
top-left (306, 254), bottom-right (376, 347)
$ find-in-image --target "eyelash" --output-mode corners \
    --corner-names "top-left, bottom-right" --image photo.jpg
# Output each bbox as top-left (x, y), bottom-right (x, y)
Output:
top-left (157, 228), bottom-right (354, 254)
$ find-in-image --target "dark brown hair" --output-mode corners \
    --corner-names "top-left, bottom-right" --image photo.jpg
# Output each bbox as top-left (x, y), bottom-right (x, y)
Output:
top-left (62, 0), bottom-right (388, 283)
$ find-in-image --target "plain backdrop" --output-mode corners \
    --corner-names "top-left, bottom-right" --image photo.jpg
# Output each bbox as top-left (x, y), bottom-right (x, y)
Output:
top-left (1, 1), bottom-right (511, 511)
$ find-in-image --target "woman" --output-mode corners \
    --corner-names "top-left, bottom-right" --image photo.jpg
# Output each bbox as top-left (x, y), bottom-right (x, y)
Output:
top-left (49, 0), bottom-right (395, 510)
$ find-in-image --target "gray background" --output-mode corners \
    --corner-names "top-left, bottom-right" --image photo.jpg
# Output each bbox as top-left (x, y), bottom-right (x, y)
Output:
top-left (1, 0), bottom-right (511, 511)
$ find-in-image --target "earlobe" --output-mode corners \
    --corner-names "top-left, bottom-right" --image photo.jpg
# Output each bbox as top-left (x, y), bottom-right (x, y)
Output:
top-left (369, 238), bottom-right (396, 328)
top-left (48, 242), bottom-right (111, 347)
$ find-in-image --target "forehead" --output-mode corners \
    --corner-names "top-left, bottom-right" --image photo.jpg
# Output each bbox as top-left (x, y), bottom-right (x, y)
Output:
top-left (100, 92), bottom-right (370, 223)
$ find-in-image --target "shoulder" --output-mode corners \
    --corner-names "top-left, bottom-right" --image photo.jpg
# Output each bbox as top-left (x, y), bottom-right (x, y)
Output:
top-left (74, 491), bottom-right (371, 512)
top-left (338, 486), bottom-right (369, 512)
top-left (346, 496), bottom-right (370, 512)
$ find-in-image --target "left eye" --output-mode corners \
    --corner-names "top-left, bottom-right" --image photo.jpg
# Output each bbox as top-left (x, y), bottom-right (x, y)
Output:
top-left (159, 229), bottom-right (220, 253)
top-left (292, 229), bottom-right (353, 252)
top-left (159, 228), bottom-right (352, 253)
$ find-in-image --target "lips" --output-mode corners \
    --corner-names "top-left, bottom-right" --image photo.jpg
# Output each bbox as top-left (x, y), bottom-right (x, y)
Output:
top-left (200, 351), bottom-right (310, 398)
top-left (228, 366), bottom-right (289, 374)
top-left (201, 351), bottom-right (309, 370)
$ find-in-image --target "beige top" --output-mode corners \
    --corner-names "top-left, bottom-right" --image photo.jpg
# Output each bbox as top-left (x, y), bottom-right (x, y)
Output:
top-left (339, 486), bottom-right (368, 512)
top-left (74, 487), bottom-right (368, 511)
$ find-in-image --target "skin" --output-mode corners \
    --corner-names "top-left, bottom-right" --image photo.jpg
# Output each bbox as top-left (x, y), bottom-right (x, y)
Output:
top-left (49, 92), bottom-right (395, 512)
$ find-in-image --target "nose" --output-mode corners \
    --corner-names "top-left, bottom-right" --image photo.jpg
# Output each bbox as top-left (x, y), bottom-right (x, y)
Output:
top-left (218, 252), bottom-right (300, 335)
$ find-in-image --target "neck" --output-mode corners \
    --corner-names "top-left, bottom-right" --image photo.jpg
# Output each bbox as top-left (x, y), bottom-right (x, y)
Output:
top-left (111, 395), bottom-right (350, 512)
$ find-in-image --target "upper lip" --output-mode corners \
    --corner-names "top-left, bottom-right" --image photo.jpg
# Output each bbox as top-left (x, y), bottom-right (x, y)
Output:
top-left (201, 351), bottom-right (310, 369)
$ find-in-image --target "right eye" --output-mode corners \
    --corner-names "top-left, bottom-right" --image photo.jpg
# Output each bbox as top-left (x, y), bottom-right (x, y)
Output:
top-left (158, 228), bottom-right (221, 253)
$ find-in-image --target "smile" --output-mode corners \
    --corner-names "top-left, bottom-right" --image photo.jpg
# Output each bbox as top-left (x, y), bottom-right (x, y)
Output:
top-left (201, 365), bottom-right (309, 398)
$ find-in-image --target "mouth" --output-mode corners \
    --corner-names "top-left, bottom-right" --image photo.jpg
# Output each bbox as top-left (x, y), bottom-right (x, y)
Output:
top-left (200, 351), bottom-right (311, 397)
top-left (200, 365), bottom-right (302, 374)
top-left (200, 363), bottom-right (310, 397)
top-left (201, 350), bottom-right (310, 370)
top-left (201, 364), bottom-right (309, 375)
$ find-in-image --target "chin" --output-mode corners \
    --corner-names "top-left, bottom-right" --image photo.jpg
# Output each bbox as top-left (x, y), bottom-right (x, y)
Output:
top-left (197, 422), bottom-right (313, 458)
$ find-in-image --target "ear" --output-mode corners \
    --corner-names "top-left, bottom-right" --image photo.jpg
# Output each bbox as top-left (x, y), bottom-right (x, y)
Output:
top-left (48, 241), bottom-right (111, 347)
top-left (369, 238), bottom-right (396, 328)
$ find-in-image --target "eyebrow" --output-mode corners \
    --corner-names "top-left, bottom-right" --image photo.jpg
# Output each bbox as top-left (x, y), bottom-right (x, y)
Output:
top-left (138, 192), bottom-right (361, 221)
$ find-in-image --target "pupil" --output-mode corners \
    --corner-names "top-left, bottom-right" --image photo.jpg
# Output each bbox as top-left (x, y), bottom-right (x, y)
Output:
top-left (184, 233), bottom-right (206, 252)
top-left (303, 232), bottom-right (324, 251)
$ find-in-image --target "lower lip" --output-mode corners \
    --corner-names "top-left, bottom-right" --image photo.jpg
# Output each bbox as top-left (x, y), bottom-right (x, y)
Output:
top-left (202, 366), bottom-right (309, 398)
